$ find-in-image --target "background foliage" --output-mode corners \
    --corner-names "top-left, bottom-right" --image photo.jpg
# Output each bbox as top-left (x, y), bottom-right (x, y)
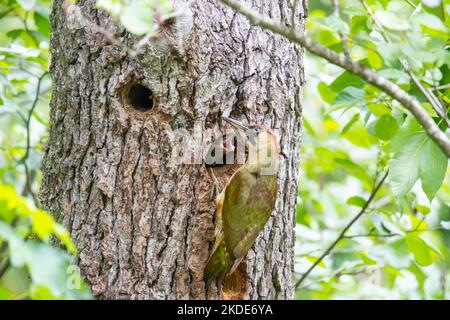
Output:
top-left (0, 0), bottom-right (449, 299)
top-left (0, 0), bottom-right (91, 299)
top-left (296, 0), bottom-right (450, 299)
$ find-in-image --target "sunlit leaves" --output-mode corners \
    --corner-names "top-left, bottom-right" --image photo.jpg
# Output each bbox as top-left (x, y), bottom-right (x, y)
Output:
top-left (415, 204), bottom-right (431, 215)
top-left (375, 10), bottom-right (410, 31)
top-left (298, 0), bottom-right (450, 300)
top-left (367, 50), bottom-right (383, 69)
top-left (0, 0), bottom-right (50, 200)
top-left (97, 0), bottom-right (172, 35)
top-left (374, 115), bottom-right (399, 141)
top-left (120, 1), bottom-right (154, 35)
top-left (333, 87), bottom-right (365, 108)
top-left (346, 195), bottom-right (366, 207)
top-left (387, 118), bottom-right (448, 200)
top-left (340, 117), bottom-right (378, 148)
top-left (405, 235), bottom-right (441, 267)
top-left (0, 184), bottom-right (91, 299)
top-left (33, 11), bottom-right (50, 36)
top-left (17, 0), bottom-right (36, 11)
top-left (0, 184), bottom-right (76, 250)
top-left (318, 82), bottom-right (337, 104)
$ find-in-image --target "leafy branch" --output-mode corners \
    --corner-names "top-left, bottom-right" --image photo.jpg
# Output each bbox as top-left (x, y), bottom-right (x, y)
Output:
top-left (220, 0), bottom-right (450, 158)
top-left (294, 170), bottom-right (388, 290)
top-left (358, 0), bottom-right (450, 128)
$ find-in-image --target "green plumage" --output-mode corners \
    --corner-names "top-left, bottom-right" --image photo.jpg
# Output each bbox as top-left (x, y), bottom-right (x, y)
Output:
top-left (204, 119), bottom-right (279, 290)
top-left (204, 167), bottom-right (278, 286)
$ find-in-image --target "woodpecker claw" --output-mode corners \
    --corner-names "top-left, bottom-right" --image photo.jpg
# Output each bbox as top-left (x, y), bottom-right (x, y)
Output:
top-left (207, 168), bottom-right (223, 200)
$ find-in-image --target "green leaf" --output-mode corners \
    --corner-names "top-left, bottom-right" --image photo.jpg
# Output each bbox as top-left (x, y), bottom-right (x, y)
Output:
top-left (375, 10), bottom-right (410, 31)
top-left (119, 1), bottom-right (153, 35)
top-left (334, 158), bottom-right (373, 188)
top-left (340, 114), bottom-right (359, 135)
top-left (0, 221), bottom-right (28, 267)
top-left (330, 71), bottom-right (365, 92)
top-left (377, 44), bottom-right (404, 67)
top-left (17, 0), bottom-right (36, 10)
top-left (367, 50), bottom-right (382, 69)
top-left (318, 81), bottom-right (337, 104)
top-left (54, 224), bottom-right (77, 254)
top-left (444, 0), bottom-right (450, 27)
top-left (30, 284), bottom-right (59, 300)
top-left (97, 0), bottom-right (123, 17)
top-left (346, 196), bottom-right (366, 207)
top-left (34, 12), bottom-right (51, 36)
top-left (0, 286), bottom-right (13, 299)
top-left (383, 265), bottom-right (403, 277)
top-left (350, 15), bottom-right (369, 34)
top-left (356, 252), bottom-right (376, 265)
top-left (306, 256), bottom-right (326, 268)
top-left (6, 29), bottom-right (23, 40)
top-left (441, 221), bottom-right (450, 229)
top-left (420, 138), bottom-right (447, 201)
top-left (414, 12), bottom-right (448, 38)
top-left (388, 154), bottom-right (420, 199)
top-left (340, 119), bottom-right (378, 148)
top-left (387, 118), bottom-right (448, 200)
top-left (408, 262), bottom-right (426, 295)
top-left (368, 103), bottom-right (391, 116)
top-left (374, 114), bottom-right (399, 141)
top-left (415, 204), bottom-right (431, 215)
top-left (332, 87), bottom-right (365, 107)
top-left (312, 28), bottom-right (341, 49)
top-left (405, 235), bottom-right (433, 266)
top-left (25, 242), bottom-right (68, 298)
top-left (30, 209), bottom-right (55, 240)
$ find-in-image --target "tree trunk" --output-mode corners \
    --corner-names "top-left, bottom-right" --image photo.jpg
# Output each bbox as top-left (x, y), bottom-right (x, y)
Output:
top-left (41, 0), bottom-right (305, 300)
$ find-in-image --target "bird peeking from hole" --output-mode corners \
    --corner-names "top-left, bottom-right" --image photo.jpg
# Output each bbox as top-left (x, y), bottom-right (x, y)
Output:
top-left (204, 116), bottom-right (279, 295)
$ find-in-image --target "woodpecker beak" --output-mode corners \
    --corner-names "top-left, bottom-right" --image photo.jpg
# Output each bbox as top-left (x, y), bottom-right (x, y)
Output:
top-left (223, 116), bottom-right (258, 146)
top-left (222, 116), bottom-right (249, 132)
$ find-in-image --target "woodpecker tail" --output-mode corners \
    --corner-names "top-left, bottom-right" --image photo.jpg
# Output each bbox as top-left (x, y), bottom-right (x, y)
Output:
top-left (204, 240), bottom-right (229, 290)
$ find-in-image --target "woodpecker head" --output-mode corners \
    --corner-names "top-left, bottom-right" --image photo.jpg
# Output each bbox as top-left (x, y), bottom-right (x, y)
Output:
top-left (223, 116), bottom-right (279, 175)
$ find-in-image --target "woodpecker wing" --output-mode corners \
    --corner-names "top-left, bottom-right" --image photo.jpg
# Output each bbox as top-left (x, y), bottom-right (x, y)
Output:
top-left (222, 168), bottom-right (278, 261)
top-left (204, 189), bottom-right (228, 286)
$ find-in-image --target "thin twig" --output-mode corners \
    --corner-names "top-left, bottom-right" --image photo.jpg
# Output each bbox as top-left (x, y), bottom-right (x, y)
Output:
top-left (334, 268), bottom-right (367, 278)
top-left (332, 0), bottom-right (350, 59)
top-left (20, 71), bottom-right (48, 164)
top-left (343, 227), bottom-right (447, 239)
top-left (0, 259), bottom-right (10, 280)
top-left (431, 84), bottom-right (450, 91)
top-left (294, 170), bottom-right (389, 290)
top-left (14, 71), bottom-right (48, 206)
top-left (403, 0), bottom-right (416, 8)
top-left (220, 0), bottom-right (450, 157)
top-left (21, 11), bottom-right (40, 48)
top-left (22, 162), bottom-right (38, 205)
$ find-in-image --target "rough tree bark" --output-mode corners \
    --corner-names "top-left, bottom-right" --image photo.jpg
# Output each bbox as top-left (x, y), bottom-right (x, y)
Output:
top-left (40, 0), bottom-right (305, 299)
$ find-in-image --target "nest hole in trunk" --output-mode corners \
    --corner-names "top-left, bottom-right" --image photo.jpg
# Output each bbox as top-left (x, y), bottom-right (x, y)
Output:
top-left (122, 81), bottom-right (154, 112)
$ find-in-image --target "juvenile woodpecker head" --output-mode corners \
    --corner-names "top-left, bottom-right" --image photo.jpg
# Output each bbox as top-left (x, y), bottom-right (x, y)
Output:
top-left (223, 116), bottom-right (279, 175)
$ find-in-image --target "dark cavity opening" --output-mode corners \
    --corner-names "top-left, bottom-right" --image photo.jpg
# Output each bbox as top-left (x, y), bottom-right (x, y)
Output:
top-left (126, 83), bottom-right (153, 111)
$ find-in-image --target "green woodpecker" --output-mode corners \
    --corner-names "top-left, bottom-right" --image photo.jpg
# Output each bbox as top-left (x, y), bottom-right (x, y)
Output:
top-left (204, 116), bottom-right (279, 288)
